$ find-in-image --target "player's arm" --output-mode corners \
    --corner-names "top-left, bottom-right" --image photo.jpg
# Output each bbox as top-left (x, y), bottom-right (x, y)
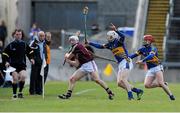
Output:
top-left (64, 52), bottom-right (75, 60)
top-left (64, 43), bottom-right (78, 60)
top-left (110, 23), bottom-right (125, 41)
top-left (64, 44), bottom-right (79, 66)
top-left (65, 58), bottom-right (79, 68)
top-left (130, 48), bottom-right (144, 64)
top-left (89, 41), bottom-right (107, 49)
top-left (129, 47), bottom-right (144, 59)
top-left (136, 47), bottom-right (157, 64)
top-left (2, 44), bottom-right (11, 67)
top-left (129, 51), bottom-right (140, 59)
top-left (64, 53), bottom-right (79, 67)
top-left (141, 48), bottom-right (157, 62)
top-left (116, 30), bottom-right (125, 41)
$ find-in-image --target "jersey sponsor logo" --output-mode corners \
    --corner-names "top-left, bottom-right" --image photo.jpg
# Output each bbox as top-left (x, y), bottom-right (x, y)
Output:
top-left (112, 47), bottom-right (125, 55)
top-left (146, 56), bottom-right (160, 65)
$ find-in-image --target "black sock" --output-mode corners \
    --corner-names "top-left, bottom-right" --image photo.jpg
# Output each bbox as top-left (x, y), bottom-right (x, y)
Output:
top-left (12, 83), bottom-right (18, 95)
top-left (66, 90), bottom-right (72, 97)
top-left (105, 88), bottom-right (113, 95)
top-left (19, 81), bottom-right (25, 93)
top-left (132, 87), bottom-right (141, 93)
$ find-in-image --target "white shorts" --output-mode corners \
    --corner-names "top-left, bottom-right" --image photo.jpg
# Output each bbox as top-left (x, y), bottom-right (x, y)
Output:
top-left (79, 60), bottom-right (98, 73)
top-left (118, 58), bottom-right (133, 71)
top-left (146, 65), bottom-right (163, 76)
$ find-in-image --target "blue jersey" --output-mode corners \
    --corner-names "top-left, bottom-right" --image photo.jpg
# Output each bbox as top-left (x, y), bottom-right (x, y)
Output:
top-left (130, 45), bottom-right (161, 69)
top-left (89, 31), bottom-right (129, 63)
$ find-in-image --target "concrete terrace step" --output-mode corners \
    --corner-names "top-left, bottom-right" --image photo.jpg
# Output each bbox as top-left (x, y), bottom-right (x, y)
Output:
top-left (146, 21), bottom-right (166, 24)
top-left (149, 0), bottom-right (169, 4)
top-left (145, 0), bottom-right (169, 60)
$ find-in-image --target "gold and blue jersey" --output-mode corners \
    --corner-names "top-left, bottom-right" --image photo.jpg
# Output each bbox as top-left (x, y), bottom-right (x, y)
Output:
top-left (130, 45), bottom-right (161, 69)
top-left (89, 31), bottom-right (129, 63)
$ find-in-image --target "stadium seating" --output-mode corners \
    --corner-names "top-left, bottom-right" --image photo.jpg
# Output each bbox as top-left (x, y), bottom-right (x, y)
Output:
top-left (145, 0), bottom-right (169, 60)
top-left (165, 0), bottom-right (180, 63)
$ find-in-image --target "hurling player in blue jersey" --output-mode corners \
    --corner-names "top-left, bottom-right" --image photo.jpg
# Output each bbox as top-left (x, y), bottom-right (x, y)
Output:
top-left (88, 23), bottom-right (143, 100)
top-left (130, 35), bottom-right (175, 100)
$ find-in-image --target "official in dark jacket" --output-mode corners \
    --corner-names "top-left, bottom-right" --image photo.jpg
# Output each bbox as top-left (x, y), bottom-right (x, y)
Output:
top-left (2, 29), bottom-right (34, 99)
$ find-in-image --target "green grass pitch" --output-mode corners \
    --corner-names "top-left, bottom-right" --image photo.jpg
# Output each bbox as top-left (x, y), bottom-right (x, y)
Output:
top-left (0, 81), bottom-right (179, 112)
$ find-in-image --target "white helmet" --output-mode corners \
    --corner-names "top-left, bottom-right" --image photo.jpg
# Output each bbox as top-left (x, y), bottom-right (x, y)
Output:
top-left (107, 31), bottom-right (119, 42)
top-left (69, 35), bottom-right (79, 42)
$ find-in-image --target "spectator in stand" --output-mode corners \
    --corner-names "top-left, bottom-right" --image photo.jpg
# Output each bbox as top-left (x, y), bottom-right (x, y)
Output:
top-left (29, 23), bottom-right (40, 43)
top-left (0, 20), bottom-right (7, 50)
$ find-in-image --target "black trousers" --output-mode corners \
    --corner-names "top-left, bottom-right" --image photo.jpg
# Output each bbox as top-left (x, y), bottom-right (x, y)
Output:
top-left (44, 64), bottom-right (49, 83)
top-left (29, 63), bottom-right (42, 95)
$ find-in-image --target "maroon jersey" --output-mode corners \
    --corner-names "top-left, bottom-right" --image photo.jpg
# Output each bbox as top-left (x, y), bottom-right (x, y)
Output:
top-left (71, 43), bottom-right (93, 65)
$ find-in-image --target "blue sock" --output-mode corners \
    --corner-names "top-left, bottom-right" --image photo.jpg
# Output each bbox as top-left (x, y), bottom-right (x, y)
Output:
top-left (132, 87), bottom-right (141, 93)
top-left (128, 91), bottom-right (133, 99)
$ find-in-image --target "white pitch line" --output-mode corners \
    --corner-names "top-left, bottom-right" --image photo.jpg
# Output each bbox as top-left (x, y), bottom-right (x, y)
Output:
top-left (75, 89), bottom-right (96, 95)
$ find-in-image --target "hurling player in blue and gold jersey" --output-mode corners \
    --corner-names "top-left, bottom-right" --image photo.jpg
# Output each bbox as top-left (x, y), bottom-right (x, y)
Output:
top-left (88, 24), bottom-right (143, 100)
top-left (130, 35), bottom-right (175, 100)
